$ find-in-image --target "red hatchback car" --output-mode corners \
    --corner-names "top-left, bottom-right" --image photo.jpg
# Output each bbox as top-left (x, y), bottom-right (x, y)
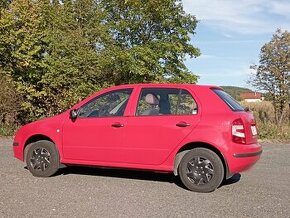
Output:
top-left (13, 84), bottom-right (262, 192)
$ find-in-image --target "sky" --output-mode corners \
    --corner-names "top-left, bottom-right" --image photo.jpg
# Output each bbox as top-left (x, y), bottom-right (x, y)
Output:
top-left (182, 0), bottom-right (290, 89)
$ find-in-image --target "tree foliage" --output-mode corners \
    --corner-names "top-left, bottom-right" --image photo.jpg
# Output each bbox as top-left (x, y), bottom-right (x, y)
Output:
top-left (249, 29), bottom-right (290, 125)
top-left (0, 70), bottom-right (20, 125)
top-left (0, 0), bottom-right (199, 123)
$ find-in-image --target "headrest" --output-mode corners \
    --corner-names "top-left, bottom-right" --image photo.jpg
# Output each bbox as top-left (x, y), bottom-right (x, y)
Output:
top-left (145, 93), bottom-right (159, 105)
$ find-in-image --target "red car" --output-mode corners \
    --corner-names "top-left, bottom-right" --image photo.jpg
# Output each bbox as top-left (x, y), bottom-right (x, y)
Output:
top-left (13, 84), bottom-right (262, 192)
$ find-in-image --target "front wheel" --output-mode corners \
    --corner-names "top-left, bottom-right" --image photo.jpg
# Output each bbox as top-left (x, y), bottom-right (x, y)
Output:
top-left (178, 148), bottom-right (224, 192)
top-left (26, 140), bottom-right (60, 177)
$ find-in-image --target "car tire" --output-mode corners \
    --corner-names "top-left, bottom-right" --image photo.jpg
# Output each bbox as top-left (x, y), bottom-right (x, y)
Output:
top-left (26, 140), bottom-right (60, 177)
top-left (178, 148), bottom-right (224, 193)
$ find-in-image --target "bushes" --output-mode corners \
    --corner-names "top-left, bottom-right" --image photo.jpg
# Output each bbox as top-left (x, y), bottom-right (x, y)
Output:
top-left (241, 101), bottom-right (290, 142)
top-left (0, 0), bottom-right (199, 126)
top-left (0, 73), bottom-right (21, 136)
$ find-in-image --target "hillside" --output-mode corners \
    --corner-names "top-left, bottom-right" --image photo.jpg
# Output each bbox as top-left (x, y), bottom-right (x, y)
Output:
top-left (221, 86), bottom-right (252, 100)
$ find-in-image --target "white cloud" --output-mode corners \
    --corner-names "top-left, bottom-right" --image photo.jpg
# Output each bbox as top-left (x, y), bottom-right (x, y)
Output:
top-left (270, 1), bottom-right (290, 17)
top-left (182, 0), bottom-right (290, 34)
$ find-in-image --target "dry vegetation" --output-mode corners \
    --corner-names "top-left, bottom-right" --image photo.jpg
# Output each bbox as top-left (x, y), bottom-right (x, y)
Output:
top-left (241, 101), bottom-right (290, 142)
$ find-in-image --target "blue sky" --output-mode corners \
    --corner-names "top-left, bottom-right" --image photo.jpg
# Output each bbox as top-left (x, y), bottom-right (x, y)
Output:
top-left (182, 0), bottom-right (290, 89)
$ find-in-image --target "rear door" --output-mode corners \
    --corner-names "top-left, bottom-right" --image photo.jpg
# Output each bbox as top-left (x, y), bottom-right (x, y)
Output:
top-left (123, 87), bottom-right (201, 165)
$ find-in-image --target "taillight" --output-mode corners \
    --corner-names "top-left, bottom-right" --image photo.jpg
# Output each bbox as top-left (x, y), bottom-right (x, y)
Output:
top-left (232, 118), bottom-right (246, 144)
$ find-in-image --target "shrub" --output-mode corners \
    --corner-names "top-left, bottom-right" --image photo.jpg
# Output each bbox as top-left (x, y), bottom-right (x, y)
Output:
top-left (0, 72), bottom-right (21, 136)
top-left (241, 101), bottom-right (290, 142)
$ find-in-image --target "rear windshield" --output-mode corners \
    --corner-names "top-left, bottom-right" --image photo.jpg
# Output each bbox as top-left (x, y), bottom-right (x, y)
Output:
top-left (213, 89), bottom-right (245, 111)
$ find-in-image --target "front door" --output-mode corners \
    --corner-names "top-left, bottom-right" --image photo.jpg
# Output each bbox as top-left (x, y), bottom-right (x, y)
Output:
top-left (62, 88), bottom-right (132, 162)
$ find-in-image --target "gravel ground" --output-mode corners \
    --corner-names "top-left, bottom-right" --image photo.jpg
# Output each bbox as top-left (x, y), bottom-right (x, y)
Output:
top-left (0, 138), bottom-right (290, 218)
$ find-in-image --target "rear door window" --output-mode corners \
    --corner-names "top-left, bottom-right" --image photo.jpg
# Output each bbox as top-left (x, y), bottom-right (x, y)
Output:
top-left (213, 89), bottom-right (245, 111)
top-left (136, 88), bottom-right (197, 116)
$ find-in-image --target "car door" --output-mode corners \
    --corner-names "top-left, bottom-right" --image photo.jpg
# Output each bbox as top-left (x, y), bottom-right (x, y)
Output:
top-left (123, 87), bottom-right (201, 165)
top-left (62, 88), bottom-right (133, 162)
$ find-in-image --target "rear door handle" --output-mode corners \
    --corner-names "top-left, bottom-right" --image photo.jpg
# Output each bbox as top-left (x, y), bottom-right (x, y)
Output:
top-left (176, 122), bottom-right (191, 127)
top-left (112, 122), bottom-right (124, 128)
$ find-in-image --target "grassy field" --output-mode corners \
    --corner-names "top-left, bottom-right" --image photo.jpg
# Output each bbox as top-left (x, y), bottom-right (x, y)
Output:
top-left (241, 101), bottom-right (290, 142)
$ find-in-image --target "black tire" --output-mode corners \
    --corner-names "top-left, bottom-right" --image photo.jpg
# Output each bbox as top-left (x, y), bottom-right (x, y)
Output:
top-left (178, 148), bottom-right (224, 193)
top-left (26, 140), bottom-right (60, 177)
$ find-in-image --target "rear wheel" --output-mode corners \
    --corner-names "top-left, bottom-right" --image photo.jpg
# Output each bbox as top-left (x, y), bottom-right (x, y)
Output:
top-left (26, 140), bottom-right (59, 177)
top-left (178, 148), bottom-right (224, 192)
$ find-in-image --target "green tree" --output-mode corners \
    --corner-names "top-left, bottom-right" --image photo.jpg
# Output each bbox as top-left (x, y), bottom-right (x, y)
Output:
top-left (0, 0), bottom-right (51, 122)
top-left (249, 29), bottom-right (290, 125)
top-left (99, 0), bottom-right (200, 84)
top-left (40, 0), bottom-right (108, 115)
top-left (0, 0), bottom-right (199, 124)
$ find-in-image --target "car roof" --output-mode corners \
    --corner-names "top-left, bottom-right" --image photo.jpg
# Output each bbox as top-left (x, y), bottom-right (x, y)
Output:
top-left (113, 83), bottom-right (221, 90)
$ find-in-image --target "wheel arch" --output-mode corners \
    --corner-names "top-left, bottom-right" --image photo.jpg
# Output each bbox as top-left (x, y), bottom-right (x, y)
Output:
top-left (173, 141), bottom-right (231, 179)
top-left (23, 134), bottom-right (56, 161)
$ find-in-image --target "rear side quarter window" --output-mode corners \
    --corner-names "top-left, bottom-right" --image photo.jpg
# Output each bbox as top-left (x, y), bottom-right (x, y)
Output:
top-left (213, 89), bottom-right (245, 111)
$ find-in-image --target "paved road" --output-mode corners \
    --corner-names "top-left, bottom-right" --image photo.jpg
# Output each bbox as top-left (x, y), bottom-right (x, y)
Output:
top-left (0, 138), bottom-right (290, 218)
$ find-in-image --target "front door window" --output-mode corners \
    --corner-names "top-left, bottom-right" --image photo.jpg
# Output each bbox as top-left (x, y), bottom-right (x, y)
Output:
top-left (78, 89), bottom-right (132, 118)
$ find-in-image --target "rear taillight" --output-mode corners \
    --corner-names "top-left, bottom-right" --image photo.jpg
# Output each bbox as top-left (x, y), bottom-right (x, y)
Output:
top-left (232, 118), bottom-right (246, 144)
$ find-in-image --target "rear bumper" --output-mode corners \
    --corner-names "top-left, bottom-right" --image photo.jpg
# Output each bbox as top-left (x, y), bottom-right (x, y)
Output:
top-left (233, 150), bottom-right (262, 158)
top-left (227, 142), bottom-right (262, 174)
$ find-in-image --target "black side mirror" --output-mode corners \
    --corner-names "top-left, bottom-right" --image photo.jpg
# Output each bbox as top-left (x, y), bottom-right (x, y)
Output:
top-left (70, 109), bottom-right (79, 120)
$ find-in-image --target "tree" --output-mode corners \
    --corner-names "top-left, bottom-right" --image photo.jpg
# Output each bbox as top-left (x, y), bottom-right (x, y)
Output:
top-left (0, 0), bottom-right (199, 124)
top-left (99, 0), bottom-right (200, 84)
top-left (0, 0), bottom-right (56, 122)
top-left (249, 29), bottom-right (290, 125)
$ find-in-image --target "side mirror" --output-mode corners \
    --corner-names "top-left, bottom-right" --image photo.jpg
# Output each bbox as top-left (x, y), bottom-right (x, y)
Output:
top-left (244, 107), bottom-right (250, 112)
top-left (70, 109), bottom-right (79, 120)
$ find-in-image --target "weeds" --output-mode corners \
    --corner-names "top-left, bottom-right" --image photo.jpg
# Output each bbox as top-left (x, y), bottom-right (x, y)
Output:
top-left (0, 124), bottom-right (19, 137)
top-left (241, 101), bottom-right (290, 143)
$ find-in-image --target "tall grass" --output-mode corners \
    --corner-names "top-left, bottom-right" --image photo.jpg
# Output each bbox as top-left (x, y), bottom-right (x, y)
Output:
top-left (241, 101), bottom-right (290, 142)
top-left (0, 124), bottom-right (19, 137)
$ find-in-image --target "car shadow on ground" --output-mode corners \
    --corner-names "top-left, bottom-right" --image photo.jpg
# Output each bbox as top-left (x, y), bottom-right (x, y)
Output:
top-left (57, 166), bottom-right (177, 183)
top-left (222, 173), bottom-right (241, 186)
top-left (53, 166), bottom-right (241, 190)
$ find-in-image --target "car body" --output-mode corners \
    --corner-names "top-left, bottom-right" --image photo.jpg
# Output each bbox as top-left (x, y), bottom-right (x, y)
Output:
top-left (13, 84), bottom-right (262, 192)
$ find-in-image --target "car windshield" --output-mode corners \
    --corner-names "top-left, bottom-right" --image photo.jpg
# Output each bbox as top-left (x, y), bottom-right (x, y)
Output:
top-left (213, 89), bottom-right (245, 111)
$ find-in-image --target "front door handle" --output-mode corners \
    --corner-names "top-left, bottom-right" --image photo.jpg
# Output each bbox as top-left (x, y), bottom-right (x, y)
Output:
top-left (112, 122), bottom-right (124, 128)
top-left (176, 122), bottom-right (191, 127)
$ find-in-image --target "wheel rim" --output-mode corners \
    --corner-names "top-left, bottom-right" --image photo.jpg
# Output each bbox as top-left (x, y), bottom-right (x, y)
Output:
top-left (29, 148), bottom-right (51, 172)
top-left (186, 156), bottom-right (214, 185)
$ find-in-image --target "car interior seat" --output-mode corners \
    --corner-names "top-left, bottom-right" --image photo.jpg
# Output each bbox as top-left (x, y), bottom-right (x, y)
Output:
top-left (141, 93), bottom-right (160, 115)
